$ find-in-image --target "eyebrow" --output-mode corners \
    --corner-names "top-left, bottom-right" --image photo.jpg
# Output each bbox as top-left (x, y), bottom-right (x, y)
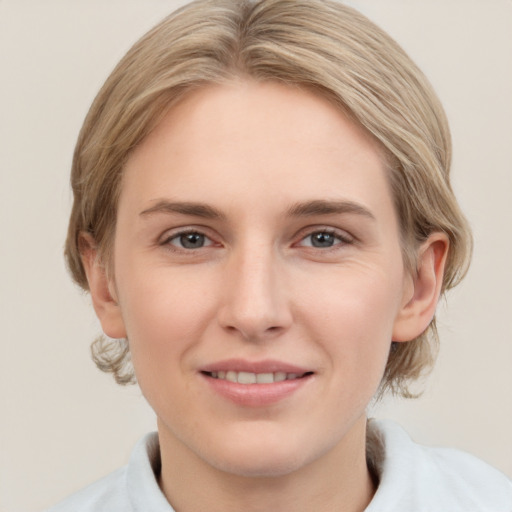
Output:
top-left (140, 200), bottom-right (226, 220)
top-left (286, 199), bottom-right (376, 221)
top-left (139, 199), bottom-right (375, 222)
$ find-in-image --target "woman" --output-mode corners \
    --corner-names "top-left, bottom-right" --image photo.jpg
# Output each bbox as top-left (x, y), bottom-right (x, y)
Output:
top-left (48, 0), bottom-right (512, 510)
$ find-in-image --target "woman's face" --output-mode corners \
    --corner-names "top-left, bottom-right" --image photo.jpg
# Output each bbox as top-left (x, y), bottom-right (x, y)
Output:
top-left (108, 80), bottom-right (414, 476)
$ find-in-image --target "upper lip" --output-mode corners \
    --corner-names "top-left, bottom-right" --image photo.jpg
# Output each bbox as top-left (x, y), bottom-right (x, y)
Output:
top-left (200, 359), bottom-right (312, 375)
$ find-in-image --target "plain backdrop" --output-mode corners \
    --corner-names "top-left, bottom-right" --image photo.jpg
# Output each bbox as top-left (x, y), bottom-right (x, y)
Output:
top-left (1, 1), bottom-right (511, 511)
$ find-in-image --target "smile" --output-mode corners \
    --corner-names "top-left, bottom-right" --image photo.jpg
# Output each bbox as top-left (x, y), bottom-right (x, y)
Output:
top-left (199, 359), bottom-right (314, 405)
top-left (204, 370), bottom-right (310, 384)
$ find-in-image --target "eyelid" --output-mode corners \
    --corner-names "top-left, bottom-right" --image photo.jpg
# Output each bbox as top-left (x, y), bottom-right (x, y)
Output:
top-left (158, 226), bottom-right (219, 248)
top-left (294, 226), bottom-right (354, 246)
top-left (157, 224), bottom-right (355, 250)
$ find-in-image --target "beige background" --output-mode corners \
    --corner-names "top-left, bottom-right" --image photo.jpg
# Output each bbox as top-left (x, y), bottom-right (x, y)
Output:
top-left (1, 1), bottom-right (511, 510)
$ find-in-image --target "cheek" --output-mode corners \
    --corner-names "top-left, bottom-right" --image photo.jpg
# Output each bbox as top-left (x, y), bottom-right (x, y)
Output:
top-left (115, 264), bottom-right (219, 380)
top-left (299, 266), bottom-right (402, 380)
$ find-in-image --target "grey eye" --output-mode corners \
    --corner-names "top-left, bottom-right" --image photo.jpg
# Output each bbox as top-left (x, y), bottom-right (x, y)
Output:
top-left (308, 231), bottom-right (337, 248)
top-left (170, 232), bottom-right (211, 249)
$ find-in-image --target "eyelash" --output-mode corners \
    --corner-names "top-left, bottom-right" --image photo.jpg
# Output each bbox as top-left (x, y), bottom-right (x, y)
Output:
top-left (160, 227), bottom-right (354, 252)
top-left (296, 228), bottom-right (353, 250)
top-left (161, 229), bottom-right (216, 250)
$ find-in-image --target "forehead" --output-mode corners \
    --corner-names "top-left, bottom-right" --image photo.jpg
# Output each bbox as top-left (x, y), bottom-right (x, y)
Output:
top-left (120, 80), bottom-right (394, 223)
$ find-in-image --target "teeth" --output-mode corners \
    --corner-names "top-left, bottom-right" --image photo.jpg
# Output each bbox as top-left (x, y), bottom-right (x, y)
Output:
top-left (226, 371), bottom-right (237, 383)
top-left (209, 371), bottom-right (305, 384)
top-left (274, 372), bottom-right (287, 382)
top-left (238, 371), bottom-right (256, 384)
top-left (256, 373), bottom-right (274, 384)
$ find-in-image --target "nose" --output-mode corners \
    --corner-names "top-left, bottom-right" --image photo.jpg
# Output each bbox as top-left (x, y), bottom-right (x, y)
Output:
top-left (217, 244), bottom-right (293, 342)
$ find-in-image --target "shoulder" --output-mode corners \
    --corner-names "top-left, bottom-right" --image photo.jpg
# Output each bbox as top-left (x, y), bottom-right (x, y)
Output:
top-left (44, 466), bottom-right (129, 512)
top-left (44, 432), bottom-right (174, 512)
top-left (366, 419), bottom-right (512, 512)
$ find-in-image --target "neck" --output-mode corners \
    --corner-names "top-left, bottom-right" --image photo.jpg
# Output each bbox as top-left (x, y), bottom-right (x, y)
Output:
top-left (157, 415), bottom-right (376, 512)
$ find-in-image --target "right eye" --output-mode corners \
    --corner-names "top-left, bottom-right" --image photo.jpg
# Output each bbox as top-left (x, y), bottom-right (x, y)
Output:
top-left (164, 231), bottom-right (214, 250)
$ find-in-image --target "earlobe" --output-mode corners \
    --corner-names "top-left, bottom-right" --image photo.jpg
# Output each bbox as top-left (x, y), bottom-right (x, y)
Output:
top-left (392, 233), bottom-right (449, 342)
top-left (80, 233), bottom-right (127, 339)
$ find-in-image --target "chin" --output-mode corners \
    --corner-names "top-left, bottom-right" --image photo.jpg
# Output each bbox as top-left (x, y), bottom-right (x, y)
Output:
top-left (198, 429), bottom-right (321, 478)
top-left (210, 450), bottom-right (308, 478)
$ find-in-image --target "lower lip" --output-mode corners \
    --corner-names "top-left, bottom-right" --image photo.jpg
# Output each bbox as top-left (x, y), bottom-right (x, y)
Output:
top-left (201, 373), bottom-right (313, 407)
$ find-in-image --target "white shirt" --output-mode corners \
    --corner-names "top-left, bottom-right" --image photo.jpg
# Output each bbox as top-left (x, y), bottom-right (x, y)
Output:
top-left (46, 420), bottom-right (512, 511)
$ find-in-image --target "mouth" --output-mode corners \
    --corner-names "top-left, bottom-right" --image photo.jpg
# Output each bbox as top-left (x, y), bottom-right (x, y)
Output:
top-left (199, 360), bottom-right (315, 406)
top-left (201, 370), bottom-right (313, 384)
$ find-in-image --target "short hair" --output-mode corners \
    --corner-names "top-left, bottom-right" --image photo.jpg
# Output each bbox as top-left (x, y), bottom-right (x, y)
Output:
top-left (65, 0), bottom-right (472, 397)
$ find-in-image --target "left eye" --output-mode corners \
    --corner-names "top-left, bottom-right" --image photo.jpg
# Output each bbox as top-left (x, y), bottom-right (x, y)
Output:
top-left (167, 231), bottom-right (214, 249)
top-left (299, 231), bottom-right (347, 248)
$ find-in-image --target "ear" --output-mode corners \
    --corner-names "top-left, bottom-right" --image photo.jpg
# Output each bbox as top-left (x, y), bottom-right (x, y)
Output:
top-left (392, 233), bottom-right (449, 342)
top-left (79, 233), bottom-right (127, 339)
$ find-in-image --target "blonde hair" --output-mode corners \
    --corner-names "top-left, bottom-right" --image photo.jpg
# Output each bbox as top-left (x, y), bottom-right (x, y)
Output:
top-left (65, 0), bottom-right (472, 396)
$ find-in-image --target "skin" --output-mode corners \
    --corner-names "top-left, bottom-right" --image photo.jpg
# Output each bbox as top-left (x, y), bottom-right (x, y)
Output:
top-left (83, 80), bottom-right (448, 512)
